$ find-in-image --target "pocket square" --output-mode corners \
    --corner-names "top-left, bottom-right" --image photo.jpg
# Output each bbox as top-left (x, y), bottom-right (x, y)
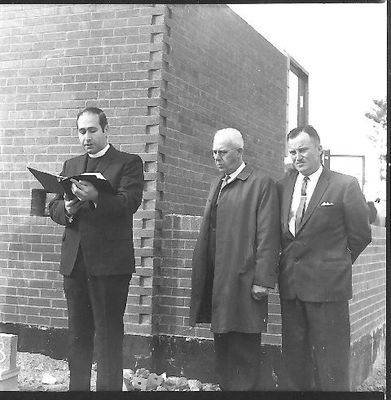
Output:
top-left (320, 201), bottom-right (334, 206)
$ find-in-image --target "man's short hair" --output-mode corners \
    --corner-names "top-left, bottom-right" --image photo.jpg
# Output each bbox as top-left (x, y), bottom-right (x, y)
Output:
top-left (287, 125), bottom-right (320, 144)
top-left (214, 128), bottom-right (244, 149)
top-left (76, 107), bottom-right (108, 131)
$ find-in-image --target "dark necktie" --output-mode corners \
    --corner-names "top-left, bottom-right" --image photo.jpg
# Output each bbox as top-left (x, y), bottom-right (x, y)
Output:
top-left (295, 176), bottom-right (309, 234)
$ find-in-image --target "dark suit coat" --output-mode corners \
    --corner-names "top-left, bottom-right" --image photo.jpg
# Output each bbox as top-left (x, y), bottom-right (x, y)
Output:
top-left (49, 145), bottom-right (144, 276)
top-left (277, 168), bottom-right (371, 302)
top-left (190, 165), bottom-right (280, 334)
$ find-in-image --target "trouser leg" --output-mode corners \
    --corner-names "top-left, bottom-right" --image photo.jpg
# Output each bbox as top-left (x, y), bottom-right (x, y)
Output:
top-left (280, 298), bottom-right (315, 390)
top-left (306, 301), bottom-right (350, 391)
top-left (228, 332), bottom-right (261, 391)
top-left (214, 333), bottom-right (229, 390)
top-left (88, 273), bottom-right (131, 391)
top-left (63, 250), bottom-right (94, 391)
top-left (214, 332), bottom-right (261, 391)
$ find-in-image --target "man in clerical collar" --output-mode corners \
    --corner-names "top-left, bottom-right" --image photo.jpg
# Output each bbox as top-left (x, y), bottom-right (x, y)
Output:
top-left (190, 128), bottom-right (280, 390)
top-left (49, 107), bottom-right (144, 391)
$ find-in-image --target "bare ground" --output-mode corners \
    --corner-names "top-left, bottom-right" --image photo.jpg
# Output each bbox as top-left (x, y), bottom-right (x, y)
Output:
top-left (16, 351), bottom-right (385, 392)
top-left (356, 359), bottom-right (386, 392)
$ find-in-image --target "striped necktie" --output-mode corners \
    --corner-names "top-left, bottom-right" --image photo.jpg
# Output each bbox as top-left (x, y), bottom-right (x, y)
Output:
top-left (295, 176), bottom-right (309, 234)
top-left (217, 174), bottom-right (230, 202)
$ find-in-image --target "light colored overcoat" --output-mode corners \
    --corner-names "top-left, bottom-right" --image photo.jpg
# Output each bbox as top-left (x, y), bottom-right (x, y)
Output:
top-left (190, 165), bottom-right (280, 333)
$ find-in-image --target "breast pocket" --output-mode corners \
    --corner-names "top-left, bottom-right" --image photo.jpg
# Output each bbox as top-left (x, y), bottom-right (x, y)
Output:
top-left (312, 202), bottom-right (341, 231)
top-left (317, 203), bottom-right (340, 214)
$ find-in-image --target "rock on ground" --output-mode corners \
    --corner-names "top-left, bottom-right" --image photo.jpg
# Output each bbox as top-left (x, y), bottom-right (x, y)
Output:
top-left (17, 352), bottom-right (385, 392)
top-left (16, 352), bottom-right (219, 392)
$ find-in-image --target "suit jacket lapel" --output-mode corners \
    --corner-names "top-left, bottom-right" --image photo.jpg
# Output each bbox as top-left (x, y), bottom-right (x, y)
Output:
top-left (68, 153), bottom-right (88, 176)
top-left (296, 168), bottom-right (330, 233)
top-left (282, 172), bottom-right (297, 236)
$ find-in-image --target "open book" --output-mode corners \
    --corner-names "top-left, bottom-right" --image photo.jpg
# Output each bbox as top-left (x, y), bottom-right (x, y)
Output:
top-left (28, 167), bottom-right (115, 199)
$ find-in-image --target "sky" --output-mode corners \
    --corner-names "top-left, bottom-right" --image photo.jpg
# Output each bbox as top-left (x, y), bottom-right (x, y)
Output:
top-left (229, 3), bottom-right (387, 199)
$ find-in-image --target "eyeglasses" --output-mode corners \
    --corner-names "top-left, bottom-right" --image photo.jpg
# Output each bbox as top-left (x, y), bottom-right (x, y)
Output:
top-left (212, 148), bottom-right (241, 157)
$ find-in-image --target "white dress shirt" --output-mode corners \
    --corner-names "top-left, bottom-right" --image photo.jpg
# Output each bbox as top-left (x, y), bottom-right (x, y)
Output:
top-left (289, 165), bottom-right (323, 236)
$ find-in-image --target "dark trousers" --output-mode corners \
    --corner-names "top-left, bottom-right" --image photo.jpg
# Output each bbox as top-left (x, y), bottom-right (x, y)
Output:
top-left (214, 332), bottom-right (261, 391)
top-left (280, 298), bottom-right (350, 391)
top-left (63, 248), bottom-right (131, 391)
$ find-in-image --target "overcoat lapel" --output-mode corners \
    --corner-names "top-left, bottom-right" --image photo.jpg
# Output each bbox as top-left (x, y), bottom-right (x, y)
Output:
top-left (236, 165), bottom-right (252, 181)
top-left (205, 177), bottom-right (222, 215)
top-left (194, 177), bottom-right (221, 250)
top-left (296, 168), bottom-right (330, 233)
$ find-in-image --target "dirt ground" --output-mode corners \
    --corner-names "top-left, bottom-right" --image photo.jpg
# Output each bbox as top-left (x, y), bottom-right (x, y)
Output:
top-left (16, 352), bottom-right (219, 391)
top-left (356, 359), bottom-right (386, 392)
top-left (16, 351), bottom-right (386, 392)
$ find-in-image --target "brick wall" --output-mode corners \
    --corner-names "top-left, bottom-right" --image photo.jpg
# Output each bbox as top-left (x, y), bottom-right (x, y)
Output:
top-left (158, 4), bottom-right (287, 217)
top-left (161, 215), bottom-right (386, 348)
top-left (1, 4), bottom-right (293, 343)
top-left (349, 225), bottom-right (386, 343)
top-left (1, 4), bottom-right (384, 361)
top-left (151, 5), bottom-right (287, 337)
top-left (0, 3), bottom-right (169, 336)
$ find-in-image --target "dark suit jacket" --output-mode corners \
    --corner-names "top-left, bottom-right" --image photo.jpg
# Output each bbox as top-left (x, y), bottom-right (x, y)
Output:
top-left (277, 167), bottom-right (371, 302)
top-left (190, 165), bottom-right (280, 333)
top-left (49, 145), bottom-right (144, 276)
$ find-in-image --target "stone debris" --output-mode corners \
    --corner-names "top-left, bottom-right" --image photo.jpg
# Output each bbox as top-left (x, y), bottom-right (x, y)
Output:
top-left (41, 373), bottom-right (58, 385)
top-left (188, 379), bottom-right (202, 391)
top-left (122, 368), bottom-right (220, 391)
top-left (201, 382), bottom-right (219, 391)
top-left (17, 352), bottom-right (385, 392)
top-left (42, 383), bottom-right (67, 391)
top-left (146, 372), bottom-right (164, 390)
top-left (18, 352), bottom-right (221, 391)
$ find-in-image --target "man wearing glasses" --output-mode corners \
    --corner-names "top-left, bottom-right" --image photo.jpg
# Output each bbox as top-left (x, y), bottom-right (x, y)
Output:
top-left (190, 128), bottom-right (280, 390)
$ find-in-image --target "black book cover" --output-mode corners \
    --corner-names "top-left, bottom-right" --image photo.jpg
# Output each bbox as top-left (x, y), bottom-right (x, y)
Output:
top-left (28, 167), bottom-right (115, 199)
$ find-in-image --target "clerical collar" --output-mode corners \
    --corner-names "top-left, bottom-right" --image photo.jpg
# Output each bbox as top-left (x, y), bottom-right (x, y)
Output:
top-left (89, 144), bottom-right (110, 158)
top-left (225, 162), bottom-right (246, 182)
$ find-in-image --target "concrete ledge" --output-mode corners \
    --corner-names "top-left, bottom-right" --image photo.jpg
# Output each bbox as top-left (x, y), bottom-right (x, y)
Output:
top-left (150, 335), bottom-right (288, 390)
top-left (0, 323), bottom-right (68, 360)
top-left (0, 367), bottom-right (20, 391)
top-left (350, 323), bottom-right (386, 390)
top-left (1, 321), bottom-right (385, 390)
